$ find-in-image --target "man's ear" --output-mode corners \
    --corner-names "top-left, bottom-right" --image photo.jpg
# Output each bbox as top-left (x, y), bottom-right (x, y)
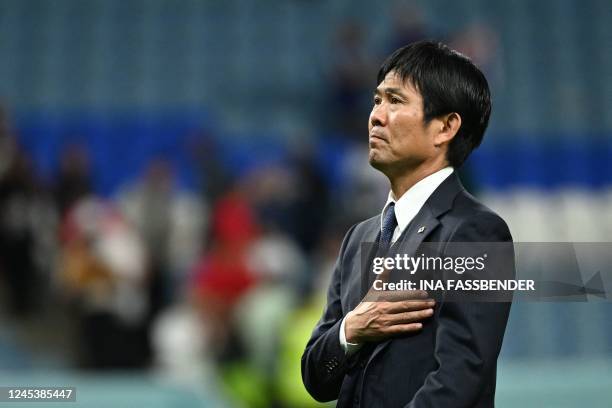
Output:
top-left (433, 112), bottom-right (461, 147)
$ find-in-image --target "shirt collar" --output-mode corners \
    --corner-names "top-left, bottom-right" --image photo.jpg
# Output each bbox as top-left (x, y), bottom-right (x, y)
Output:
top-left (381, 167), bottom-right (454, 235)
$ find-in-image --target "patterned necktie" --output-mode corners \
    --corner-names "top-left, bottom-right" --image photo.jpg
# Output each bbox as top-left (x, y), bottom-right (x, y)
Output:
top-left (380, 202), bottom-right (398, 245)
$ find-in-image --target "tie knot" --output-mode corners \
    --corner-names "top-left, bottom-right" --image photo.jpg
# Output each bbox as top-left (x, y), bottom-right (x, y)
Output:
top-left (380, 202), bottom-right (397, 245)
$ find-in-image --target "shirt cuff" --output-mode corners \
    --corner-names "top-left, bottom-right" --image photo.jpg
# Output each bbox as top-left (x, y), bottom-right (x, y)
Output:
top-left (339, 316), bottom-right (362, 355)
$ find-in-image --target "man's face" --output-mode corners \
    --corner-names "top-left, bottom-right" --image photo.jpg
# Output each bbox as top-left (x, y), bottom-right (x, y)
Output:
top-left (368, 71), bottom-right (439, 175)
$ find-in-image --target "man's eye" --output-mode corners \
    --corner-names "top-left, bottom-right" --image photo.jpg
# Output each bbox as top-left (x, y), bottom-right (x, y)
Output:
top-left (390, 96), bottom-right (401, 104)
top-left (373, 97), bottom-right (382, 105)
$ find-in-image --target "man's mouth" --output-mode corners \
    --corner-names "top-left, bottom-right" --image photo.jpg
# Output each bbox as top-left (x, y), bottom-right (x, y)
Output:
top-left (369, 133), bottom-right (387, 144)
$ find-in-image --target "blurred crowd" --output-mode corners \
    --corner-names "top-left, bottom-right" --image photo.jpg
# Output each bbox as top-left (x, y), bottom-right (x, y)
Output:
top-left (0, 103), bottom-right (386, 406)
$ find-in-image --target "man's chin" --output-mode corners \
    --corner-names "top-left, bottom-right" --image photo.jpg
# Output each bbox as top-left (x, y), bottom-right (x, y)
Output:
top-left (368, 155), bottom-right (387, 172)
top-left (369, 153), bottom-right (400, 177)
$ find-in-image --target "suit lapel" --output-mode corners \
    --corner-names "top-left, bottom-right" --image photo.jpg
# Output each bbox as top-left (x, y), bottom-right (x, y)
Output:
top-left (394, 206), bottom-right (440, 262)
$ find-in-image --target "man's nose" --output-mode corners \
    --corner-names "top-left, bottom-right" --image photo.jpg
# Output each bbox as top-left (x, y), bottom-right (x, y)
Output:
top-left (370, 104), bottom-right (387, 128)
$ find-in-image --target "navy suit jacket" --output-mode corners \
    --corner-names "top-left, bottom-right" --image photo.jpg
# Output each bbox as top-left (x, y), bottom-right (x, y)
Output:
top-left (301, 172), bottom-right (513, 407)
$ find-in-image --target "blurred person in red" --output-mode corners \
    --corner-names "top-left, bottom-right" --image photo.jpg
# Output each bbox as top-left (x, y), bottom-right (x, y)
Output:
top-left (191, 185), bottom-right (259, 355)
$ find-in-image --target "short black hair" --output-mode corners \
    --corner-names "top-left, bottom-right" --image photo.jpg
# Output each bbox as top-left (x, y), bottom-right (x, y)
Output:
top-left (377, 40), bottom-right (491, 168)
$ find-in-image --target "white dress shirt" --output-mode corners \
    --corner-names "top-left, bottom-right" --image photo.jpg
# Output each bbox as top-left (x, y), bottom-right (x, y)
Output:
top-left (339, 166), bottom-right (454, 354)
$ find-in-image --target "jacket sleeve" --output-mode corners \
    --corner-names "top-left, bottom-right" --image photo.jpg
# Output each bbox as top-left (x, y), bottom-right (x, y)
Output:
top-left (301, 224), bottom-right (357, 402)
top-left (405, 213), bottom-right (514, 408)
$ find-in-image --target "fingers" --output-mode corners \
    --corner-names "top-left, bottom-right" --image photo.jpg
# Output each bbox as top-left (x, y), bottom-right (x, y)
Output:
top-left (385, 323), bottom-right (424, 335)
top-left (364, 289), bottom-right (429, 302)
top-left (384, 298), bottom-right (435, 313)
top-left (387, 308), bottom-right (434, 324)
top-left (349, 294), bottom-right (436, 343)
top-left (379, 290), bottom-right (429, 301)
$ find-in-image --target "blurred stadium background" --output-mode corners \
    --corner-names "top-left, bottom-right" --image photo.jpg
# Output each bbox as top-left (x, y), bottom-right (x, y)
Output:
top-left (0, 0), bottom-right (611, 406)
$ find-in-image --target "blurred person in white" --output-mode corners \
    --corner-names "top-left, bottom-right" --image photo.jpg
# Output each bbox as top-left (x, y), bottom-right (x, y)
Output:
top-left (150, 294), bottom-right (216, 388)
top-left (59, 196), bottom-right (149, 368)
top-left (117, 158), bottom-right (207, 315)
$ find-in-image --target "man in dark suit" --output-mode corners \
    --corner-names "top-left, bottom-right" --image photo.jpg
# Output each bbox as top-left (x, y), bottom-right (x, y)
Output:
top-left (302, 41), bottom-right (513, 407)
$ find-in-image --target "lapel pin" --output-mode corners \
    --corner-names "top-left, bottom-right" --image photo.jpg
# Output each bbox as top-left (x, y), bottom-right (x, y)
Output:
top-left (417, 226), bottom-right (426, 234)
